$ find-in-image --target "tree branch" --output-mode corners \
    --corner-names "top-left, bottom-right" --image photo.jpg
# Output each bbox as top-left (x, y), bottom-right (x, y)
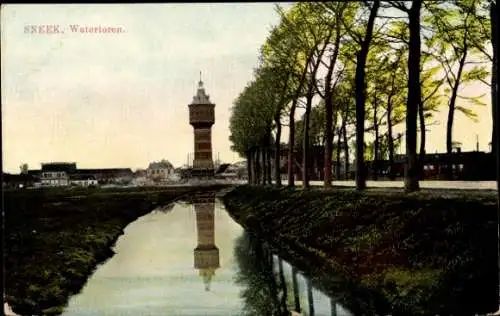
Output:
top-left (387, 1), bottom-right (410, 13)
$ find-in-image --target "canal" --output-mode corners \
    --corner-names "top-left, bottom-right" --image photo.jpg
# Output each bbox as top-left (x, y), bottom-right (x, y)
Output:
top-left (62, 192), bottom-right (348, 316)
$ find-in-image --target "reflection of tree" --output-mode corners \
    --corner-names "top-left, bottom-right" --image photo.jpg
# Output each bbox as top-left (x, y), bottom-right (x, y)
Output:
top-left (275, 257), bottom-right (307, 315)
top-left (278, 257), bottom-right (289, 312)
top-left (330, 297), bottom-right (337, 316)
top-left (156, 203), bottom-right (175, 214)
top-left (292, 266), bottom-right (301, 313)
top-left (234, 232), bottom-right (286, 316)
top-left (307, 279), bottom-right (315, 316)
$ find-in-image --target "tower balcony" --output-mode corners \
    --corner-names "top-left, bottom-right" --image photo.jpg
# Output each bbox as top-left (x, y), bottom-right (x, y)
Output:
top-left (194, 246), bottom-right (220, 269)
top-left (189, 104), bottom-right (215, 127)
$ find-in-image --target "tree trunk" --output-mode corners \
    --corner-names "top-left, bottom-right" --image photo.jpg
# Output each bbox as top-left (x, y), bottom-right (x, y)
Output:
top-left (405, 0), bottom-right (421, 192)
top-left (267, 135), bottom-right (273, 184)
top-left (491, 1), bottom-right (498, 157)
top-left (262, 146), bottom-right (267, 185)
top-left (387, 99), bottom-right (395, 180)
top-left (250, 149), bottom-right (256, 185)
top-left (324, 92), bottom-right (334, 186)
top-left (265, 146), bottom-right (269, 185)
top-left (373, 93), bottom-right (379, 181)
top-left (288, 105), bottom-right (297, 187)
top-left (386, 53), bottom-right (401, 181)
top-left (355, 0), bottom-right (380, 191)
top-left (323, 23), bottom-right (342, 188)
top-left (264, 146), bottom-right (268, 185)
top-left (446, 48), bottom-right (468, 180)
top-left (288, 50), bottom-right (314, 188)
top-left (491, 1), bottom-right (500, 310)
top-left (249, 150), bottom-right (253, 185)
top-left (331, 111), bottom-right (339, 180)
top-left (263, 143), bottom-right (268, 185)
top-left (303, 37), bottom-right (332, 189)
top-left (275, 117), bottom-right (282, 186)
top-left (246, 150), bottom-right (252, 185)
top-left (303, 95), bottom-right (313, 189)
top-left (336, 128), bottom-right (342, 180)
top-left (342, 108), bottom-right (349, 180)
top-left (418, 99), bottom-right (426, 179)
top-left (255, 147), bottom-right (262, 185)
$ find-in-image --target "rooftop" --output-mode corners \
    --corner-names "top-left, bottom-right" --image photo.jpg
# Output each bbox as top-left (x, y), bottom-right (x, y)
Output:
top-left (41, 162), bottom-right (77, 172)
top-left (148, 160), bottom-right (174, 170)
top-left (190, 73), bottom-right (213, 105)
top-left (75, 168), bottom-right (133, 174)
top-left (69, 174), bottom-right (97, 180)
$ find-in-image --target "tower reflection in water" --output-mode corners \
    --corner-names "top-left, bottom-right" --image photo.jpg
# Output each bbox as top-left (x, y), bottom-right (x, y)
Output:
top-left (192, 192), bottom-right (220, 292)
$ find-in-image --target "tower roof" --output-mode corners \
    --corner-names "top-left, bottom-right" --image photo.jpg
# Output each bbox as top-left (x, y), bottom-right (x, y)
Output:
top-left (191, 72), bottom-right (212, 105)
top-left (199, 267), bottom-right (216, 292)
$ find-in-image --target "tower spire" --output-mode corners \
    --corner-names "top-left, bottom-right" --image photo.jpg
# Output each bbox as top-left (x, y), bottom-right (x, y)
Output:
top-left (198, 71), bottom-right (204, 89)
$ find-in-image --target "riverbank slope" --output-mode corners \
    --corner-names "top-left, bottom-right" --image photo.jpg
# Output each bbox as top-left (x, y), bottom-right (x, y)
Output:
top-left (222, 185), bottom-right (498, 315)
top-left (4, 184), bottom-right (231, 315)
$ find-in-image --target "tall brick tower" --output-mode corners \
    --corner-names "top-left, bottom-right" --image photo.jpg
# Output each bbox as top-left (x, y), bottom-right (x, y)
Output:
top-left (193, 192), bottom-right (219, 291)
top-left (188, 72), bottom-right (215, 178)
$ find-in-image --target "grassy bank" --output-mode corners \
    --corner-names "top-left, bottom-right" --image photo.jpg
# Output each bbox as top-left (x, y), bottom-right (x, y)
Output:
top-left (222, 185), bottom-right (499, 315)
top-left (4, 184), bottom-right (231, 315)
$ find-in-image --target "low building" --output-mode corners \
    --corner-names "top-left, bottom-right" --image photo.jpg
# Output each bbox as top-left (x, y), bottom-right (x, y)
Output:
top-left (27, 170), bottom-right (41, 182)
top-left (2, 173), bottom-right (35, 189)
top-left (134, 169), bottom-right (147, 178)
top-left (69, 174), bottom-right (98, 187)
top-left (131, 169), bottom-right (149, 186)
top-left (147, 160), bottom-right (176, 182)
top-left (215, 163), bottom-right (245, 179)
top-left (75, 168), bottom-right (134, 184)
top-left (279, 145), bottom-right (325, 181)
top-left (39, 162), bottom-right (76, 187)
top-left (361, 149), bottom-right (495, 180)
top-left (23, 162), bottom-right (134, 187)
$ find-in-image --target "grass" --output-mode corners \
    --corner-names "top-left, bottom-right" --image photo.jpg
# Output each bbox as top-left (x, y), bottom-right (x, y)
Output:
top-left (4, 184), bottom-right (232, 315)
top-left (222, 185), bottom-right (499, 315)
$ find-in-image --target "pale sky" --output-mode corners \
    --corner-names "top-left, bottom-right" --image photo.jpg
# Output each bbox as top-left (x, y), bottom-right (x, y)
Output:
top-left (1, 3), bottom-right (493, 174)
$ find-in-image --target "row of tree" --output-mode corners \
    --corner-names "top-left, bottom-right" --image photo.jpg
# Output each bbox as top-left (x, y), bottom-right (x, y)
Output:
top-left (229, 0), bottom-right (498, 192)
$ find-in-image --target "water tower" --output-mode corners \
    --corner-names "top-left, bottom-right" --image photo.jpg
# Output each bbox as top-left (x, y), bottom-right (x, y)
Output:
top-left (188, 72), bottom-right (215, 178)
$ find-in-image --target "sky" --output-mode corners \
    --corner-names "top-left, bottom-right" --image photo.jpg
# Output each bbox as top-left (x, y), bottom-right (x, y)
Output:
top-left (1, 3), bottom-right (493, 174)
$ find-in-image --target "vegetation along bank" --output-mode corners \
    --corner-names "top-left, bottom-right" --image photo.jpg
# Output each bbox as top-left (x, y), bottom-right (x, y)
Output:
top-left (4, 184), bottom-right (230, 316)
top-left (222, 185), bottom-right (499, 315)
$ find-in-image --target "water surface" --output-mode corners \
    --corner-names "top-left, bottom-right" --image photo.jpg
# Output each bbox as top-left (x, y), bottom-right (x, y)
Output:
top-left (62, 193), bottom-right (344, 315)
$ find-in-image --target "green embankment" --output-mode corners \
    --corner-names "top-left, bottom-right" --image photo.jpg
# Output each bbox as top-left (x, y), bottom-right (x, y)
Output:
top-left (4, 185), bottom-right (230, 316)
top-left (222, 185), bottom-right (499, 315)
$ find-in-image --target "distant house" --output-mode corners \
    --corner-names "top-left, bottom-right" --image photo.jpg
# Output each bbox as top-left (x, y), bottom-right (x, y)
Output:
top-left (147, 160), bottom-right (176, 182)
top-left (39, 162), bottom-right (76, 187)
top-left (131, 169), bottom-right (149, 186)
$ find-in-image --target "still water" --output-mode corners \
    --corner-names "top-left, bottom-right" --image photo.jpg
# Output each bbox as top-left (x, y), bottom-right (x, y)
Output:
top-left (62, 192), bottom-right (348, 316)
